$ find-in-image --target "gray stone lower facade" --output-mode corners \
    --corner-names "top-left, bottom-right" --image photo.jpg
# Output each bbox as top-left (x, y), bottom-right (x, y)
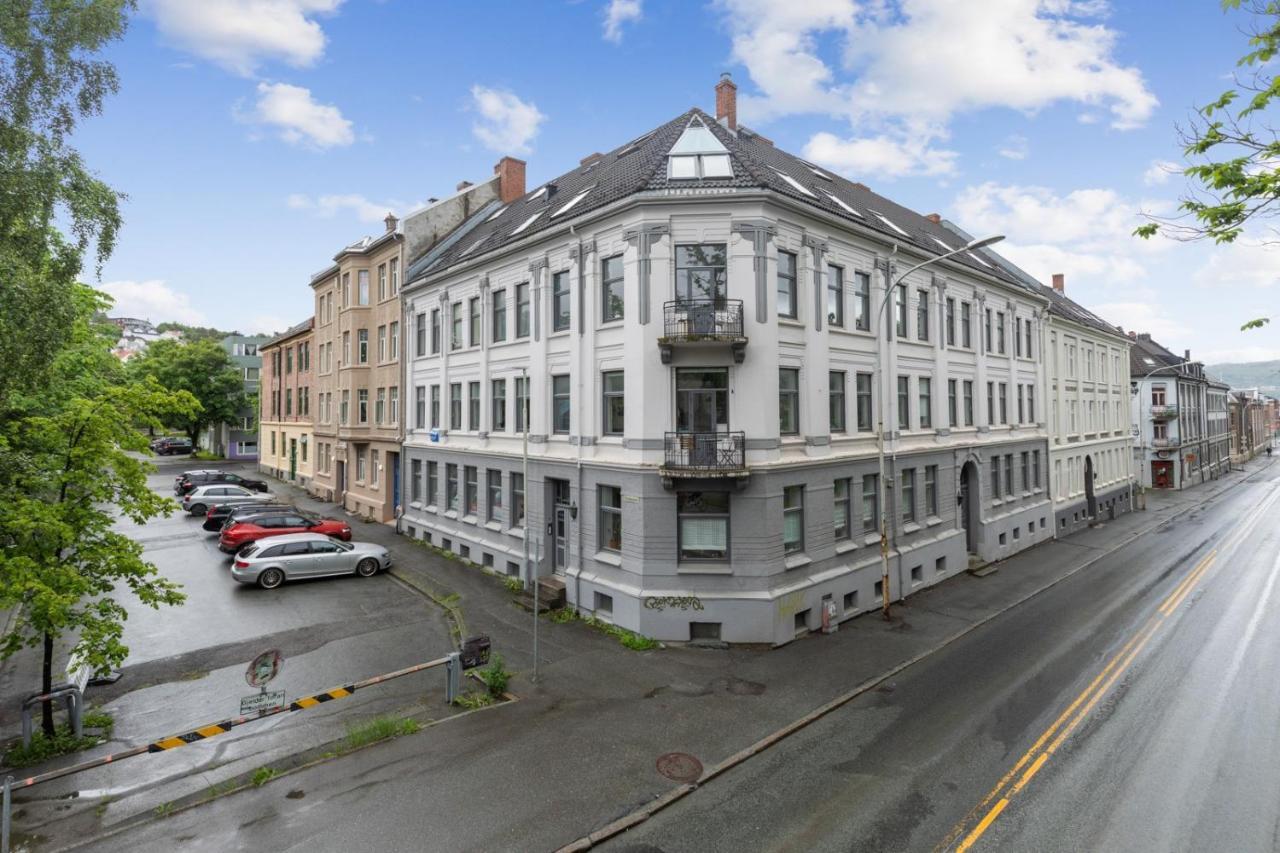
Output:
top-left (400, 437), bottom-right (1053, 646)
top-left (1054, 481), bottom-right (1134, 538)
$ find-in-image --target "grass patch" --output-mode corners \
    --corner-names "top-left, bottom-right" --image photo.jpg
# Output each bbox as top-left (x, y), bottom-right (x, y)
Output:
top-left (340, 715), bottom-right (420, 752)
top-left (250, 766), bottom-right (278, 787)
top-left (502, 576), bottom-right (524, 593)
top-left (82, 708), bottom-right (114, 735)
top-left (154, 802), bottom-right (175, 818)
top-left (453, 691), bottom-right (496, 710)
top-left (4, 723), bottom-right (107, 768)
top-left (541, 606), bottom-right (659, 650)
top-left (476, 654), bottom-right (511, 697)
top-left (548, 607), bottom-right (576, 624)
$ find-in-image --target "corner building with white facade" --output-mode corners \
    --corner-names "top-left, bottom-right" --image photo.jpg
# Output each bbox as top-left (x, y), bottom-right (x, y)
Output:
top-left (399, 80), bottom-right (1053, 645)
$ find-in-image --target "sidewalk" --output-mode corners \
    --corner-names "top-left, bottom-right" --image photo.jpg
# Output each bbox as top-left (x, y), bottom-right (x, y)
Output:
top-left (15, 456), bottom-right (1276, 850)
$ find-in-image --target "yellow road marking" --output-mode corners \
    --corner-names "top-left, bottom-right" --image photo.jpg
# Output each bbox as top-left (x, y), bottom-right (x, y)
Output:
top-left (956, 798), bottom-right (1008, 853)
top-left (1158, 552), bottom-right (1216, 615)
top-left (1010, 753), bottom-right (1048, 796)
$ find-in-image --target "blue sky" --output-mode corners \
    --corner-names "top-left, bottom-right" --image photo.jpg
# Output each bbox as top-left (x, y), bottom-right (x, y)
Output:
top-left (83, 0), bottom-right (1278, 364)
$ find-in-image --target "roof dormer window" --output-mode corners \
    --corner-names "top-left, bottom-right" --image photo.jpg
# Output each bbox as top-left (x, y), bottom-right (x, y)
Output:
top-left (667, 116), bottom-right (733, 180)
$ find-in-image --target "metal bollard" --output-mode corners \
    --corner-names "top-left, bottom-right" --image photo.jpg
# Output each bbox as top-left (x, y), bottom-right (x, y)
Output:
top-left (445, 652), bottom-right (461, 705)
top-left (3, 774), bottom-right (11, 853)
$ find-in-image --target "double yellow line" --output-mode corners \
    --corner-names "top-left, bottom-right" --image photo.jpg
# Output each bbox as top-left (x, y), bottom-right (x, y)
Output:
top-left (942, 486), bottom-right (1280, 851)
top-left (945, 547), bottom-right (1214, 852)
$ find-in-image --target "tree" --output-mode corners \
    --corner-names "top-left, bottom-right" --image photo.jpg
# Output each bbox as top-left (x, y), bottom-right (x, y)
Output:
top-left (0, 1), bottom-right (134, 411)
top-left (1135, 0), bottom-right (1277, 329)
top-left (153, 322), bottom-right (243, 343)
top-left (129, 339), bottom-right (247, 445)
top-left (0, 286), bottom-right (197, 736)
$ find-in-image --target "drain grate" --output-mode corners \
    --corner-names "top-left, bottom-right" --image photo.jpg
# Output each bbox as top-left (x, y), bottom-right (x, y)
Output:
top-left (655, 752), bottom-right (703, 783)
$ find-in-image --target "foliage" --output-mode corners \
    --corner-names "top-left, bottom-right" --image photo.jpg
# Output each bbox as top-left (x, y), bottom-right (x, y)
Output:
top-left (477, 654), bottom-right (511, 697)
top-left (3, 721), bottom-right (104, 767)
top-left (154, 322), bottom-right (242, 343)
top-left (1241, 317), bottom-right (1271, 330)
top-left (454, 691), bottom-right (496, 710)
top-left (584, 615), bottom-right (659, 651)
top-left (1135, 1), bottom-right (1279, 329)
top-left (341, 715), bottom-right (420, 751)
top-left (0, 0), bottom-right (134, 411)
top-left (128, 338), bottom-right (246, 442)
top-left (250, 766), bottom-right (278, 787)
top-left (82, 707), bottom-right (114, 735)
top-left (503, 576), bottom-right (524, 593)
top-left (0, 286), bottom-right (197, 736)
top-left (153, 802), bottom-right (175, 818)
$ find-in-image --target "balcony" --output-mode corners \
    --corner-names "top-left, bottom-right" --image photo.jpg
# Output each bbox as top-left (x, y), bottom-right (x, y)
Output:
top-left (658, 299), bottom-right (748, 365)
top-left (660, 431), bottom-right (748, 483)
top-left (1150, 404), bottom-right (1179, 420)
top-left (1152, 437), bottom-right (1180, 448)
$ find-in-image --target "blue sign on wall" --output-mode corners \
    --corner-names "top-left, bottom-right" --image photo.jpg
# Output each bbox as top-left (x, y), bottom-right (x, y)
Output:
top-left (429, 428), bottom-right (440, 443)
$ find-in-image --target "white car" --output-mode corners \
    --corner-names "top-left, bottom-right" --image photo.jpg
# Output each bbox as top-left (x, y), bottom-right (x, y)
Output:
top-left (230, 533), bottom-right (392, 589)
top-left (182, 484), bottom-right (275, 515)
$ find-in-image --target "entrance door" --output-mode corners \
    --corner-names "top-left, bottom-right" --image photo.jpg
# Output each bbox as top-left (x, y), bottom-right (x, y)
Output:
top-left (390, 452), bottom-right (401, 511)
top-left (959, 461), bottom-right (978, 554)
top-left (1151, 461), bottom-right (1172, 489)
top-left (551, 479), bottom-right (570, 575)
top-left (289, 439), bottom-right (297, 480)
top-left (1084, 456), bottom-right (1097, 518)
top-left (336, 460), bottom-right (346, 493)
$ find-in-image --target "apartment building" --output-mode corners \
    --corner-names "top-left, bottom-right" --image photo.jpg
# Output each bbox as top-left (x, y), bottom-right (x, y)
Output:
top-left (398, 77), bottom-right (1053, 646)
top-left (258, 318), bottom-right (315, 487)
top-left (308, 215), bottom-right (406, 521)
top-left (1229, 388), bottom-right (1270, 461)
top-left (201, 334), bottom-right (269, 460)
top-left (1130, 334), bottom-right (1226, 488)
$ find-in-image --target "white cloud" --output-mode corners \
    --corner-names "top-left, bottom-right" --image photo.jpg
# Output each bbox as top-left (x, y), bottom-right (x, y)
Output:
top-left (717, 0), bottom-right (1156, 178)
top-left (1201, 344), bottom-right (1280, 363)
top-left (1193, 235), bottom-right (1280, 290)
top-left (98, 280), bottom-right (206, 325)
top-left (469, 85), bottom-right (546, 155)
top-left (998, 134), bottom-right (1029, 160)
top-left (287, 192), bottom-right (423, 223)
top-left (246, 82), bottom-right (354, 148)
top-left (1143, 159), bottom-right (1180, 186)
top-left (1087, 300), bottom-right (1189, 340)
top-left (146, 0), bottom-right (344, 76)
top-left (602, 0), bottom-right (642, 42)
top-left (804, 130), bottom-right (957, 178)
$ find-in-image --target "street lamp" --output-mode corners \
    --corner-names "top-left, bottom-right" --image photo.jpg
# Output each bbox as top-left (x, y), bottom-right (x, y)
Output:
top-left (874, 235), bottom-right (1004, 620)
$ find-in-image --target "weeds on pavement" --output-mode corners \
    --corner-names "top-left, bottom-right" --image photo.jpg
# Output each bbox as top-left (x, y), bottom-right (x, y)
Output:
top-left (250, 766), bottom-right (278, 787)
top-left (4, 711), bottom-right (114, 767)
top-left (341, 716), bottom-right (420, 752)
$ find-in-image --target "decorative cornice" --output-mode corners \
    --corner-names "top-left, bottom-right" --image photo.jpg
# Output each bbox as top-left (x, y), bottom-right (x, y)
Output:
top-left (802, 235), bottom-right (829, 253)
top-left (528, 257), bottom-right (548, 273)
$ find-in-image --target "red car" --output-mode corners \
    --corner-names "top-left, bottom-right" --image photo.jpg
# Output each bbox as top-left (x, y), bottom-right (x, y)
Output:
top-left (219, 511), bottom-right (352, 553)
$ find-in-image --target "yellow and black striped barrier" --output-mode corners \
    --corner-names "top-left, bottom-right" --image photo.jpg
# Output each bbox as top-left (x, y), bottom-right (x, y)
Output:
top-left (290, 683), bottom-right (357, 710)
top-left (148, 721), bottom-right (238, 752)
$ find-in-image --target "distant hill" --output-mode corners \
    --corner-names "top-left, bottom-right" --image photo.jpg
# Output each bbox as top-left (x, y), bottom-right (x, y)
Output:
top-left (1205, 359), bottom-right (1280, 393)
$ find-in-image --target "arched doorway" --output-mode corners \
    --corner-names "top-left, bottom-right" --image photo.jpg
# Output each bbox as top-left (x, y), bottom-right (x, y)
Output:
top-left (1084, 455), bottom-right (1097, 519)
top-left (959, 461), bottom-right (979, 554)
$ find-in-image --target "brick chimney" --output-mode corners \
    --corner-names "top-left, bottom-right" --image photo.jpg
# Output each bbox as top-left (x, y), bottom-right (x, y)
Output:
top-left (1052, 273), bottom-right (1065, 292)
top-left (494, 156), bottom-right (527, 204)
top-left (925, 213), bottom-right (941, 224)
top-left (383, 212), bottom-right (398, 233)
top-left (1184, 349), bottom-right (1191, 362)
top-left (580, 152), bottom-right (604, 167)
top-left (715, 72), bottom-right (737, 131)
top-left (1128, 330), bottom-right (1136, 340)
top-left (456, 180), bottom-right (473, 192)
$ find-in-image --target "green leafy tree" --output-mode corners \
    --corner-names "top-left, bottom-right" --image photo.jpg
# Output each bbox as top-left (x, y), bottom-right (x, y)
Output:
top-left (0, 0), bottom-right (134, 411)
top-left (153, 322), bottom-right (242, 343)
top-left (129, 339), bottom-right (247, 445)
top-left (1135, 1), bottom-right (1277, 330)
top-left (0, 286), bottom-right (197, 737)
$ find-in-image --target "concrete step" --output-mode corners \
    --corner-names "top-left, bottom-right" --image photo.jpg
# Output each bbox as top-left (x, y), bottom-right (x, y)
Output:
top-left (516, 577), bottom-right (566, 612)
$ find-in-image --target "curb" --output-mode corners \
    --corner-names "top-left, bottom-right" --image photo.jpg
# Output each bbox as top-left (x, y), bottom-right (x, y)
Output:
top-left (388, 566), bottom-right (468, 642)
top-left (555, 462), bottom-right (1275, 851)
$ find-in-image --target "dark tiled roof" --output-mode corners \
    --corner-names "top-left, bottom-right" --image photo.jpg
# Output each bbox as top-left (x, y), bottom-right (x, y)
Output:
top-left (1129, 335), bottom-right (1183, 377)
top-left (262, 317), bottom-right (315, 349)
top-left (420, 108), bottom-right (1021, 285)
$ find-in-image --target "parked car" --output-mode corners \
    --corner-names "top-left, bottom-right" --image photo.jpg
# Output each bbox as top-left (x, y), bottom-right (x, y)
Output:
top-left (155, 438), bottom-right (194, 456)
top-left (203, 502), bottom-right (297, 532)
top-left (219, 512), bottom-right (352, 553)
top-left (181, 484), bottom-right (276, 516)
top-left (149, 435), bottom-right (183, 452)
top-left (231, 533), bottom-right (391, 589)
top-left (175, 470), bottom-right (269, 496)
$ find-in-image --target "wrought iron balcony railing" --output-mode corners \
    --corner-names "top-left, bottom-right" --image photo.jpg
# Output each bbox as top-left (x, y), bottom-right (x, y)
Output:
top-left (658, 299), bottom-right (747, 364)
top-left (1150, 404), bottom-right (1179, 420)
top-left (661, 431), bottom-right (747, 476)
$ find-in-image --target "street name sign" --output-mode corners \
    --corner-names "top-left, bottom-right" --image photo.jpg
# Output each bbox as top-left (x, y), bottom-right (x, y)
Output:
top-left (240, 690), bottom-right (286, 715)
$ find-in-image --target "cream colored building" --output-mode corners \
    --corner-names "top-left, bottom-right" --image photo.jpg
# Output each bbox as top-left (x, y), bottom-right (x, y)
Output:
top-left (309, 215), bottom-right (405, 521)
top-left (258, 319), bottom-right (315, 487)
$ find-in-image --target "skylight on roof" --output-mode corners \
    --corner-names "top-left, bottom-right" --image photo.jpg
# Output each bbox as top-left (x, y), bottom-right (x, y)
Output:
top-left (809, 166), bottom-right (833, 181)
top-left (485, 205), bottom-right (507, 222)
top-left (966, 251), bottom-right (992, 268)
top-left (772, 168), bottom-right (815, 197)
top-left (511, 211), bottom-right (543, 236)
top-left (821, 190), bottom-right (862, 217)
top-left (931, 237), bottom-right (955, 252)
top-left (669, 118), bottom-right (727, 155)
top-left (459, 237), bottom-right (487, 258)
top-left (528, 186), bottom-right (548, 201)
top-left (667, 118), bottom-right (734, 180)
top-left (1143, 357), bottom-right (1156, 365)
top-left (870, 210), bottom-right (910, 237)
top-left (551, 186), bottom-right (593, 218)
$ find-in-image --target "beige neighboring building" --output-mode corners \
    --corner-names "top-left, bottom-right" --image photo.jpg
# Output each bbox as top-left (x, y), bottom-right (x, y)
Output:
top-left (309, 214), bottom-right (405, 521)
top-left (258, 318), bottom-right (315, 486)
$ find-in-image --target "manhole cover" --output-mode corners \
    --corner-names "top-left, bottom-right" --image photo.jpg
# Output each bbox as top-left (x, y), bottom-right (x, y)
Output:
top-left (656, 752), bottom-right (703, 783)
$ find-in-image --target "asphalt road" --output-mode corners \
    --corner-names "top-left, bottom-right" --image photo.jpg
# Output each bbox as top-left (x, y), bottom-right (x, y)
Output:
top-left (602, 464), bottom-right (1280, 853)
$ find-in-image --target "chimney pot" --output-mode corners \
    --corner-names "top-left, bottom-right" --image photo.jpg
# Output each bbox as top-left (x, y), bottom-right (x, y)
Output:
top-left (493, 156), bottom-right (527, 205)
top-left (1052, 273), bottom-right (1065, 292)
top-left (456, 180), bottom-right (473, 192)
top-left (925, 213), bottom-right (941, 224)
top-left (383, 212), bottom-right (398, 233)
top-left (715, 72), bottom-right (737, 131)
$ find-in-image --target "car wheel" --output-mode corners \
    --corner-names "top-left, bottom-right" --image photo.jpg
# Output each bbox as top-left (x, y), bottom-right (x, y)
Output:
top-left (258, 568), bottom-right (285, 589)
top-left (189, 503), bottom-right (206, 515)
top-left (356, 558), bottom-right (379, 577)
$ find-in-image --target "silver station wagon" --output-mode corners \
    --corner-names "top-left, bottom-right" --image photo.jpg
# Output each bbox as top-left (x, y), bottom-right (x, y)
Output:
top-left (182, 484), bottom-right (276, 515)
top-left (230, 532), bottom-right (392, 589)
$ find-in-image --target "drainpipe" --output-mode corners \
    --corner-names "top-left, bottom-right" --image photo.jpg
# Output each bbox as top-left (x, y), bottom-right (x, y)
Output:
top-left (570, 223), bottom-right (584, 615)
